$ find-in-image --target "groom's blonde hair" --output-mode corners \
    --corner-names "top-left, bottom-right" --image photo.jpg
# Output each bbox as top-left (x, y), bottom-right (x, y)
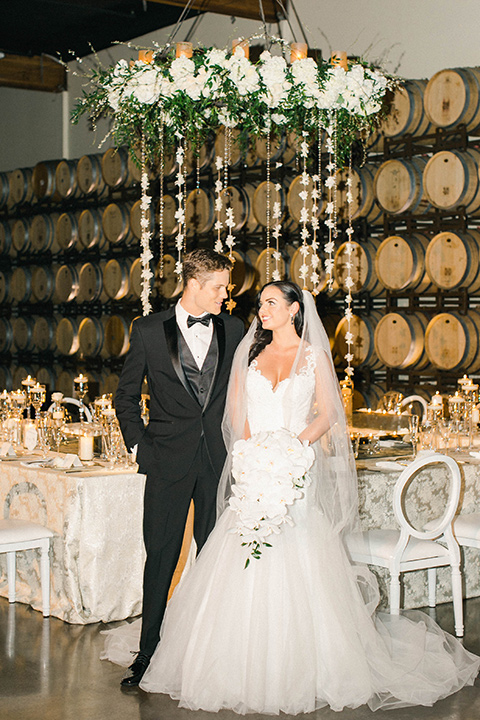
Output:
top-left (182, 249), bottom-right (232, 286)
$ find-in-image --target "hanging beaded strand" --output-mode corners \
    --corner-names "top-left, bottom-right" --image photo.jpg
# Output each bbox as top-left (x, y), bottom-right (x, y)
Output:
top-left (343, 152), bottom-right (355, 379)
top-left (174, 134), bottom-right (186, 279)
top-left (298, 132), bottom-right (311, 290)
top-left (139, 127), bottom-right (154, 315)
top-left (265, 120), bottom-right (272, 282)
top-left (214, 155), bottom-right (224, 253)
top-left (309, 123), bottom-right (322, 295)
top-left (158, 115), bottom-right (165, 280)
top-left (324, 111), bottom-right (338, 290)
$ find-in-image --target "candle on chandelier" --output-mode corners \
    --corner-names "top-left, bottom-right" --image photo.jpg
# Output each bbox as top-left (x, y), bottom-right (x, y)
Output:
top-left (138, 50), bottom-right (154, 64)
top-left (232, 38), bottom-right (249, 59)
top-left (331, 51), bottom-right (348, 70)
top-left (176, 41), bottom-right (193, 59)
top-left (290, 42), bottom-right (308, 62)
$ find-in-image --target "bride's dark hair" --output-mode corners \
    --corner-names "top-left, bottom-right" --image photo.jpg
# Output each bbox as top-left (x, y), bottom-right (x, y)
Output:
top-left (248, 281), bottom-right (305, 365)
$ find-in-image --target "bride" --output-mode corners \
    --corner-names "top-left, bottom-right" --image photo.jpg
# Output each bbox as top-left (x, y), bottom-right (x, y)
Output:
top-left (104, 280), bottom-right (479, 714)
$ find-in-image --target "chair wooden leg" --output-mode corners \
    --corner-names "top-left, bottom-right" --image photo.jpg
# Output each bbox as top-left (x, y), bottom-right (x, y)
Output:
top-left (427, 568), bottom-right (436, 608)
top-left (6, 551), bottom-right (16, 603)
top-left (451, 565), bottom-right (464, 637)
top-left (40, 541), bottom-right (51, 617)
top-left (390, 573), bottom-right (401, 614)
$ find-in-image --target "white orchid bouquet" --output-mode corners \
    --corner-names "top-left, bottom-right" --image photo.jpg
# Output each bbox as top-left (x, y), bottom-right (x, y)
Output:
top-left (72, 39), bottom-right (395, 166)
top-left (229, 428), bottom-right (315, 567)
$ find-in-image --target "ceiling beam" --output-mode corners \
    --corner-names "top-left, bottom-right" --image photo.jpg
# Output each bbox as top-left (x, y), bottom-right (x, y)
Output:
top-left (0, 53), bottom-right (67, 93)
top-left (148, 0), bottom-right (283, 24)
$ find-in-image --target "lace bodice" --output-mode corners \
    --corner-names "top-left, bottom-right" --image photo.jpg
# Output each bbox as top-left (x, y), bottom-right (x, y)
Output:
top-left (246, 348), bottom-right (316, 436)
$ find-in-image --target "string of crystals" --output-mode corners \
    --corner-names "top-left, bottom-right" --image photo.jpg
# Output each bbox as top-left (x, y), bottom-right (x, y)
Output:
top-left (324, 111), bottom-right (338, 290)
top-left (223, 129), bottom-right (237, 313)
top-left (298, 132), bottom-right (311, 289)
top-left (309, 126), bottom-right (322, 295)
top-left (343, 153), bottom-right (356, 379)
top-left (265, 121), bottom-right (272, 282)
top-left (158, 115), bottom-right (165, 279)
top-left (139, 128), bottom-right (154, 315)
top-left (174, 134), bottom-right (186, 278)
top-left (271, 179), bottom-right (283, 281)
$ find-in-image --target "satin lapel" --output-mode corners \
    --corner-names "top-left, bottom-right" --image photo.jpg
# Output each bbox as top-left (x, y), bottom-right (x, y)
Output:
top-left (163, 314), bottom-right (197, 403)
top-left (204, 315), bottom-right (226, 409)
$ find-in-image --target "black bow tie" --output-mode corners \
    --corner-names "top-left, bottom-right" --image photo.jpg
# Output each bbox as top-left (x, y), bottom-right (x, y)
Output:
top-left (187, 314), bottom-right (212, 328)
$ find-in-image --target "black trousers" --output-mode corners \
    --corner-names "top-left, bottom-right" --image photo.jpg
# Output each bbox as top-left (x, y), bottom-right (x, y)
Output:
top-left (139, 438), bottom-right (219, 657)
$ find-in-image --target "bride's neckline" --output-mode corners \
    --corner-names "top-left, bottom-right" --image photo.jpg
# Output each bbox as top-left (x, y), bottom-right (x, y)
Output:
top-left (249, 346), bottom-right (315, 393)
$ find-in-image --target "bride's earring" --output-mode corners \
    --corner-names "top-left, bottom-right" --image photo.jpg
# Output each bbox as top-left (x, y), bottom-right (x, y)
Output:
top-left (290, 314), bottom-right (295, 325)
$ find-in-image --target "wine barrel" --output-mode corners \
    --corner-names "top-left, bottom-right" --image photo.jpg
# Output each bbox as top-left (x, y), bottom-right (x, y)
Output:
top-left (129, 258), bottom-right (143, 300)
top-left (374, 157), bottom-right (430, 215)
top-left (0, 270), bottom-right (10, 304)
top-left (255, 131), bottom-right (296, 165)
top-left (374, 312), bottom-right (429, 369)
top-left (33, 316), bottom-right (58, 352)
top-left (0, 365), bottom-right (13, 391)
top-left (252, 181), bottom-right (286, 227)
top-left (336, 165), bottom-right (382, 224)
top-left (103, 258), bottom-right (133, 300)
top-left (55, 159), bottom-right (82, 201)
top-left (56, 369), bottom-right (76, 397)
top-left (76, 153), bottom-right (108, 197)
top-left (130, 199), bottom-right (155, 240)
top-left (334, 238), bottom-right (384, 296)
top-left (289, 245), bottom-right (328, 294)
top-left (30, 213), bottom-right (60, 254)
top-left (10, 267), bottom-right (32, 304)
top-left (229, 250), bottom-right (256, 296)
top-left (156, 254), bottom-right (182, 299)
top-left (101, 147), bottom-right (139, 189)
top-left (78, 208), bottom-right (106, 250)
top-left (159, 194), bottom-right (179, 237)
top-left (55, 264), bottom-right (80, 303)
top-left (0, 172), bottom-right (10, 209)
top-left (36, 366), bottom-right (56, 392)
top-left (104, 315), bottom-right (138, 357)
top-left (286, 175), bottom-right (324, 225)
top-left (185, 189), bottom-right (215, 236)
top-left (31, 265), bottom-right (56, 303)
top-left (12, 365), bottom-right (36, 391)
top-left (425, 310), bottom-right (480, 372)
top-left (12, 218), bottom-right (32, 254)
top-left (214, 126), bottom-right (256, 169)
top-left (0, 318), bottom-right (13, 353)
top-left (102, 202), bottom-right (134, 246)
top-left (56, 317), bottom-right (80, 356)
top-left (0, 219), bottom-right (12, 256)
top-left (334, 311), bottom-right (383, 369)
top-left (78, 317), bottom-right (108, 359)
top-left (254, 248), bottom-right (286, 288)
top-left (423, 148), bottom-right (480, 214)
top-left (101, 372), bottom-right (120, 396)
top-left (424, 67), bottom-right (480, 131)
top-left (217, 185), bottom-right (254, 233)
top-left (425, 229), bottom-right (480, 291)
top-left (12, 316), bottom-right (35, 352)
top-left (8, 167), bottom-right (34, 207)
top-left (56, 211), bottom-right (81, 251)
top-left (185, 139), bottom-right (214, 175)
top-left (375, 233), bottom-right (432, 293)
top-left (77, 262), bottom-right (107, 303)
top-left (380, 79), bottom-right (432, 138)
top-left (32, 160), bottom-right (61, 202)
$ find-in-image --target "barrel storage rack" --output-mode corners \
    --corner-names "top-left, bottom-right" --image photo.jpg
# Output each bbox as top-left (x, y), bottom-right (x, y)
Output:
top-left (2, 66), bottom-right (480, 406)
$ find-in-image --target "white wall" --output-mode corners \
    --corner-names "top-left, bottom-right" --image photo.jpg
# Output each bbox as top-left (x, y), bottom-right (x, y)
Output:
top-left (1, 1), bottom-right (480, 171)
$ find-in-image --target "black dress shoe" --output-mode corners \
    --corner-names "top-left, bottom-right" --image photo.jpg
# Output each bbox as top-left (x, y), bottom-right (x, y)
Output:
top-left (120, 654), bottom-right (151, 687)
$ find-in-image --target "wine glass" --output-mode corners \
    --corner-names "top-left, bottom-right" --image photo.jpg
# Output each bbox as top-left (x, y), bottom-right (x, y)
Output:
top-left (74, 374), bottom-right (89, 424)
top-left (30, 383), bottom-right (46, 422)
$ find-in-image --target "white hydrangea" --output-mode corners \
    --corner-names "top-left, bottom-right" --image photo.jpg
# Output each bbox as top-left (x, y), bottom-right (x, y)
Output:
top-left (124, 66), bottom-right (162, 105)
top-left (258, 51), bottom-right (292, 108)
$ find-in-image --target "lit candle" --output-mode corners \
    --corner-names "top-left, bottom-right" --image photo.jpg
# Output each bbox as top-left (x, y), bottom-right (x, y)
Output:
top-left (176, 41), bottom-right (193, 59)
top-left (331, 51), bottom-right (348, 70)
top-left (232, 38), bottom-right (249, 59)
top-left (78, 434), bottom-right (94, 461)
top-left (290, 42), bottom-right (308, 62)
top-left (138, 50), bottom-right (154, 64)
top-left (431, 392), bottom-right (443, 406)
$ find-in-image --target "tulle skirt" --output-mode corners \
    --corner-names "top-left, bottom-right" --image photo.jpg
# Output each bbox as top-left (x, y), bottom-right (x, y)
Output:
top-left (102, 494), bottom-right (480, 714)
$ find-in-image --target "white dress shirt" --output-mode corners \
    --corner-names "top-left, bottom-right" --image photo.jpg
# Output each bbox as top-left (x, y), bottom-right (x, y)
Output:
top-left (176, 301), bottom-right (214, 370)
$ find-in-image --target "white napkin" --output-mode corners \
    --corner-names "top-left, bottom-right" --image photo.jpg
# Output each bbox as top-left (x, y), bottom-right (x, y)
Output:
top-left (24, 426), bottom-right (38, 451)
top-left (52, 454), bottom-right (83, 469)
top-left (469, 451), bottom-right (480, 460)
top-left (0, 442), bottom-right (17, 458)
top-left (375, 460), bottom-right (406, 471)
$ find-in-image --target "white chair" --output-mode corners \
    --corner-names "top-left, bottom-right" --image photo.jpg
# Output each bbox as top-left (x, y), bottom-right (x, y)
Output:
top-left (0, 518), bottom-right (54, 617)
top-left (400, 394), bottom-right (428, 420)
top-left (452, 513), bottom-right (480, 549)
top-left (346, 453), bottom-right (464, 636)
top-left (47, 397), bottom-right (93, 423)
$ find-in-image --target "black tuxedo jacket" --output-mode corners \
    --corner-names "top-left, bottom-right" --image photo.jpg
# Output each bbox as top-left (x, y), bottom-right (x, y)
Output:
top-left (115, 307), bottom-right (244, 481)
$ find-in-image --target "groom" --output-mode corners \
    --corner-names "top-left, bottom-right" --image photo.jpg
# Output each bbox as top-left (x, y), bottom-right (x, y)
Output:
top-left (115, 248), bottom-right (244, 687)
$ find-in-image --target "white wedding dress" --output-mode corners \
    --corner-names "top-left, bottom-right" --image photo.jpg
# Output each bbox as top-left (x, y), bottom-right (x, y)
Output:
top-left (103, 354), bottom-right (480, 713)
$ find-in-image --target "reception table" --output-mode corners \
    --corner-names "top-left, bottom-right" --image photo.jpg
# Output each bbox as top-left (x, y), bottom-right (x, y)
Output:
top-left (0, 454), bottom-right (146, 623)
top-left (1, 449), bottom-right (480, 621)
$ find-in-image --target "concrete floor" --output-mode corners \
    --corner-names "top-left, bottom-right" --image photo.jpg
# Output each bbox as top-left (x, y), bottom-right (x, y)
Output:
top-left (1, 597), bottom-right (480, 720)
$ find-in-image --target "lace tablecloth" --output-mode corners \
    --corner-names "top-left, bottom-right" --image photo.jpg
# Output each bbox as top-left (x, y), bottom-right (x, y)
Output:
top-left (357, 455), bottom-right (480, 610)
top-left (0, 458), bottom-right (145, 623)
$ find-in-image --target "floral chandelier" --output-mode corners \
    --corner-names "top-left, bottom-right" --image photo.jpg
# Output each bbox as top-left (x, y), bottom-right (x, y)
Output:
top-left (73, 35), bottom-right (395, 379)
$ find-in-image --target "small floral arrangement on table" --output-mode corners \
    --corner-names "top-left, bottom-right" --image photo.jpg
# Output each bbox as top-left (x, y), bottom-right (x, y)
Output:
top-left (229, 428), bottom-right (315, 567)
